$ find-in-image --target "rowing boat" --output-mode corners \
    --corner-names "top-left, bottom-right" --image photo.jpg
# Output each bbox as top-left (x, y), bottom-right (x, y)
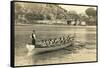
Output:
top-left (26, 34), bottom-right (85, 55)
top-left (26, 42), bottom-right (72, 55)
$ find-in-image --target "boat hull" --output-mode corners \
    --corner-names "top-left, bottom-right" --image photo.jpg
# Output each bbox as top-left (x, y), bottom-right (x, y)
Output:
top-left (32, 42), bottom-right (72, 54)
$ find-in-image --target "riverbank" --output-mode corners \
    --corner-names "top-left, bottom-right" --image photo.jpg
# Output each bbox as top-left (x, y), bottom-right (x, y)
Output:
top-left (14, 23), bottom-right (96, 28)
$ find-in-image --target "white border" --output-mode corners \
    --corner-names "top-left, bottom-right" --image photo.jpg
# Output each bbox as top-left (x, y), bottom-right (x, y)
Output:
top-left (0, 0), bottom-right (99, 68)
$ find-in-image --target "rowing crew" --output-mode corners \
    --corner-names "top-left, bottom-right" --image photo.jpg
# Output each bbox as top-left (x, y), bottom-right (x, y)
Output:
top-left (38, 34), bottom-right (75, 47)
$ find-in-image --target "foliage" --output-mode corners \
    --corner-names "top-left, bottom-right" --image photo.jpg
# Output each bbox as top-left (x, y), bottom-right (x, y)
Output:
top-left (85, 8), bottom-right (96, 25)
top-left (67, 11), bottom-right (79, 20)
top-left (85, 8), bottom-right (96, 17)
top-left (14, 2), bottom-right (96, 25)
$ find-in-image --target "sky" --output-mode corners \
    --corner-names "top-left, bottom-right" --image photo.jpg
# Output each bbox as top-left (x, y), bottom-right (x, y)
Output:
top-left (59, 5), bottom-right (96, 14)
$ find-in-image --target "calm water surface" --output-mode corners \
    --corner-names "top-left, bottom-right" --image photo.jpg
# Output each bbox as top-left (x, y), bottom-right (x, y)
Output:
top-left (15, 25), bottom-right (96, 66)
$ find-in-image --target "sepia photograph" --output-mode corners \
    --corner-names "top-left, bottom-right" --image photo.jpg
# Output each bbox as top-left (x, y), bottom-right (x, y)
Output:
top-left (11, 1), bottom-right (97, 67)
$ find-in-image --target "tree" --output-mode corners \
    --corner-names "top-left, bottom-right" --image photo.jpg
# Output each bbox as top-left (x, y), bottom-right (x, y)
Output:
top-left (85, 8), bottom-right (96, 18)
top-left (67, 11), bottom-right (79, 20)
top-left (78, 13), bottom-right (89, 21)
top-left (85, 8), bottom-right (96, 25)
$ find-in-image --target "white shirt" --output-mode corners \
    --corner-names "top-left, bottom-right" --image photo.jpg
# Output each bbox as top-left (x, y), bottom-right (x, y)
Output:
top-left (32, 34), bottom-right (36, 39)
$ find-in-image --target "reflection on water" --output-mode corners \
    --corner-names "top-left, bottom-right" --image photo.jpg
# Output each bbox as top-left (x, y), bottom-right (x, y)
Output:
top-left (15, 26), bottom-right (96, 66)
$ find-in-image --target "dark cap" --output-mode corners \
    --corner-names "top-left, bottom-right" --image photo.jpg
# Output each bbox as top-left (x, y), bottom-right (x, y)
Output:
top-left (33, 30), bottom-right (35, 32)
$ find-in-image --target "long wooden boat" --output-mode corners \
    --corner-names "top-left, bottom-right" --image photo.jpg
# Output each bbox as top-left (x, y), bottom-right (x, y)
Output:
top-left (26, 34), bottom-right (85, 55)
top-left (26, 42), bottom-right (72, 55)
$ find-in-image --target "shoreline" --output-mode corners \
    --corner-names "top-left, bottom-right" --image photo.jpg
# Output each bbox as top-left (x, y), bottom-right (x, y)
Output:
top-left (15, 24), bottom-right (96, 28)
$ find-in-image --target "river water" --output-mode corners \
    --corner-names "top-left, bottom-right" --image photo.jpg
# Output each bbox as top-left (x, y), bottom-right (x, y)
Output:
top-left (15, 25), bottom-right (97, 66)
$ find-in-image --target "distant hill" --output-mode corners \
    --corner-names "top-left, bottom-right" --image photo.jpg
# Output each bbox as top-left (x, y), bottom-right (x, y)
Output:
top-left (14, 2), bottom-right (96, 26)
top-left (15, 2), bottom-right (68, 24)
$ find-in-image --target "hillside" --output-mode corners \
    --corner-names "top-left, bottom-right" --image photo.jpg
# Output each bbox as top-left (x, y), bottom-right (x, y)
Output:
top-left (14, 2), bottom-right (68, 24)
top-left (14, 2), bottom-right (96, 26)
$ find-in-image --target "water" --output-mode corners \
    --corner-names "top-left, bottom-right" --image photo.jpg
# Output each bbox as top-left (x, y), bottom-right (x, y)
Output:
top-left (15, 25), bottom-right (97, 66)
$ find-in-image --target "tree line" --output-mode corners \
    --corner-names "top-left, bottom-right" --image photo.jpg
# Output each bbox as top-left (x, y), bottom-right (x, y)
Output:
top-left (15, 2), bottom-right (96, 25)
